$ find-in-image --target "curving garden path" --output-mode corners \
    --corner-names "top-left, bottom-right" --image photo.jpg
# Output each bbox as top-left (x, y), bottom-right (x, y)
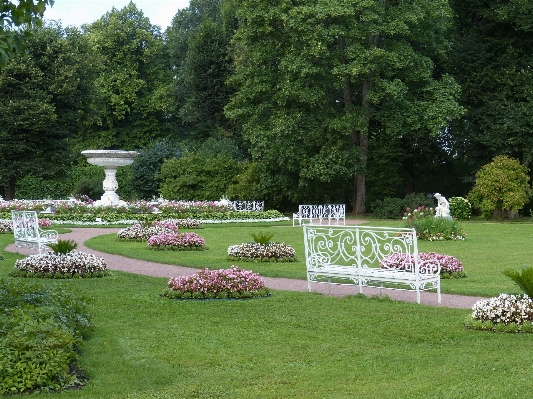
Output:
top-left (4, 226), bottom-right (487, 309)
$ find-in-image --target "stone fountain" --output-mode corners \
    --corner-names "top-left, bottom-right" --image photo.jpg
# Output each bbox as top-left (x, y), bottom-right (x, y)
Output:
top-left (81, 150), bottom-right (139, 206)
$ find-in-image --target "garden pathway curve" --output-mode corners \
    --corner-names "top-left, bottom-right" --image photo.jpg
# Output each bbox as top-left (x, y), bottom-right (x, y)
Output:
top-left (5, 226), bottom-right (487, 309)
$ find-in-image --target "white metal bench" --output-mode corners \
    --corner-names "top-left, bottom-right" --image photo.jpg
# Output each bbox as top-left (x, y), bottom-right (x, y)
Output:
top-left (11, 210), bottom-right (58, 254)
top-left (232, 200), bottom-right (264, 212)
top-left (293, 204), bottom-right (345, 226)
top-left (303, 225), bottom-right (441, 304)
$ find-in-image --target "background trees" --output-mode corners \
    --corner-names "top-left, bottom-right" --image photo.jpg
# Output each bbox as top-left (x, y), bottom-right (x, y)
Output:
top-left (226, 0), bottom-right (463, 212)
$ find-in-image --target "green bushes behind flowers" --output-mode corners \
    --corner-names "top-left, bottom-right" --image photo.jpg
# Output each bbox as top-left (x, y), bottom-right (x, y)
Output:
top-left (371, 193), bottom-right (435, 219)
top-left (404, 206), bottom-right (466, 241)
top-left (0, 280), bottom-right (91, 394)
top-left (449, 197), bottom-right (472, 220)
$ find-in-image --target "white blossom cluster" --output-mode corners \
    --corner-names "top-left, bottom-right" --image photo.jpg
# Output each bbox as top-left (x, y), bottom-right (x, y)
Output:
top-left (472, 294), bottom-right (533, 325)
top-left (14, 251), bottom-right (108, 277)
top-left (0, 219), bottom-right (12, 233)
top-left (160, 218), bottom-right (203, 229)
top-left (117, 224), bottom-right (177, 241)
top-left (227, 243), bottom-right (296, 262)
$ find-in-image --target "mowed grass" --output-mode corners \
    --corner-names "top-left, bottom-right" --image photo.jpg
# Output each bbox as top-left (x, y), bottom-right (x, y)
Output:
top-left (85, 220), bottom-right (533, 298)
top-left (1, 221), bottom-right (533, 398)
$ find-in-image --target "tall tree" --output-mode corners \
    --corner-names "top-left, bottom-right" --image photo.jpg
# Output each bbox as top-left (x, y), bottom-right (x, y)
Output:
top-left (0, 0), bottom-right (53, 68)
top-left (165, 0), bottom-right (234, 141)
top-left (78, 1), bottom-right (171, 151)
top-left (448, 0), bottom-right (533, 176)
top-left (0, 23), bottom-right (95, 199)
top-left (226, 0), bottom-right (463, 212)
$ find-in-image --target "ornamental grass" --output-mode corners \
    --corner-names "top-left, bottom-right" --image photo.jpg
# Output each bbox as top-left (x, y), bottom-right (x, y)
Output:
top-left (11, 252), bottom-right (110, 279)
top-left (227, 242), bottom-right (296, 262)
top-left (163, 266), bottom-right (270, 299)
top-left (380, 252), bottom-right (466, 278)
top-left (147, 232), bottom-right (206, 250)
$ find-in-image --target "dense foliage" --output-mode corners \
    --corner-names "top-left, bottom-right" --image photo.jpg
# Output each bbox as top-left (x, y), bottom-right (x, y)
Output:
top-left (2, 0), bottom-right (533, 215)
top-left (0, 279), bottom-right (91, 394)
top-left (468, 155), bottom-right (531, 218)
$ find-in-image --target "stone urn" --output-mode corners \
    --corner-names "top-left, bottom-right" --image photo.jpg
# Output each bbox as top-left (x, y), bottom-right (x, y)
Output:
top-left (81, 150), bottom-right (139, 206)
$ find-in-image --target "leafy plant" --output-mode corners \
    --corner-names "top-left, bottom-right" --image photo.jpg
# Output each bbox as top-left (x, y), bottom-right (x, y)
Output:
top-left (251, 231), bottom-right (274, 245)
top-left (468, 155), bottom-right (532, 218)
top-left (404, 206), bottom-right (466, 240)
top-left (47, 239), bottom-right (78, 255)
top-left (449, 197), bottom-right (472, 220)
top-left (502, 266), bottom-right (533, 298)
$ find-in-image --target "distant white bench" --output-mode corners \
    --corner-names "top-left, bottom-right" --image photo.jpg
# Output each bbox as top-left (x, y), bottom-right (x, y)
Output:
top-left (293, 204), bottom-right (345, 226)
top-left (11, 210), bottom-right (58, 254)
top-left (232, 200), bottom-right (264, 212)
top-left (303, 225), bottom-right (441, 304)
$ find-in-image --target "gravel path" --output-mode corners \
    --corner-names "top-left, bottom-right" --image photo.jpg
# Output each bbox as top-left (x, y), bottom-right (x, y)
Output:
top-left (4, 226), bottom-right (487, 309)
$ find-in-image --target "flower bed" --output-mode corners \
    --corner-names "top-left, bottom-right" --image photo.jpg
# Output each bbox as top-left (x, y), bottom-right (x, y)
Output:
top-left (464, 294), bottom-right (533, 333)
top-left (162, 266), bottom-right (271, 299)
top-left (227, 243), bottom-right (296, 262)
top-left (11, 252), bottom-right (110, 278)
top-left (147, 232), bottom-right (206, 250)
top-left (0, 219), bottom-right (11, 233)
top-left (379, 252), bottom-right (466, 278)
top-left (403, 206), bottom-right (466, 241)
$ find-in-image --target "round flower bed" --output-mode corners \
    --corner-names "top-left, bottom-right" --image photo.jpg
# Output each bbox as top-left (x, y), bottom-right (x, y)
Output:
top-left (379, 252), bottom-right (466, 278)
top-left (117, 219), bottom-right (203, 241)
top-left (147, 232), bottom-right (206, 250)
top-left (227, 243), bottom-right (296, 262)
top-left (10, 251), bottom-right (110, 279)
top-left (162, 266), bottom-right (271, 300)
top-left (464, 294), bottom-right (533, 333)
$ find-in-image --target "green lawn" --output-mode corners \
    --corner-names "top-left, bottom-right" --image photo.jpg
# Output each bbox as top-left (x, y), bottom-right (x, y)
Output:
top-left (1, 221), bottom-right (533, 398)
top-left (85, 220), bottom-right (533, 298)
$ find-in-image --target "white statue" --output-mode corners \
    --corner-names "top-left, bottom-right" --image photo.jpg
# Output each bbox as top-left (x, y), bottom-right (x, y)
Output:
top-left (434, 193), bottom-right (451, 219)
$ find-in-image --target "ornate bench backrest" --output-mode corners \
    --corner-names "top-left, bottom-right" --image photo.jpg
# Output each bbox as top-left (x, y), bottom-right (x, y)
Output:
top-left (11, 210), bottom-right (40, 241)
top-left (303, 225), bottom-right (419, 272)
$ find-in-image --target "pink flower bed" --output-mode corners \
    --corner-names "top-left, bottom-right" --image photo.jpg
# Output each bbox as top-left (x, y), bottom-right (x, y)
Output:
top-left (147, 232), bottom-right (206, 250)
top-left (163, 266), bottom-right (270, 299)
top-left (380, 251), bottom-right (465, 278)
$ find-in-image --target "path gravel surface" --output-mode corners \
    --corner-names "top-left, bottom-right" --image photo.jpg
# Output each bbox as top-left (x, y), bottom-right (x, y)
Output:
top-left (5, 226), bottom-right (487, 309)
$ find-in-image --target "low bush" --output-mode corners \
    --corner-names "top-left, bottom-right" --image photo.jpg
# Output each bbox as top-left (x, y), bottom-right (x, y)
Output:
top-left (227, 242), bottom-right (296, 262)
top-left (371, 193), bottom-right (435, 219)
top-left (0, 280), bottom-right (91, 394)
top-left (163, 266), bottom-right (271, 300)
top-left (449, 197), bottom-right (472, 220)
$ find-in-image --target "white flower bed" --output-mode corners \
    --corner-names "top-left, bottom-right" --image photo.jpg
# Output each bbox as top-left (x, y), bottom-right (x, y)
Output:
top-left (12, 251), bottom-right (109, 278)
top-left (465, 294), bottom-right (533, 333)
top-left (118, 223), bottom-right (178, 241)
top-left (227, 243), bottom-right (296, 262)
top-left (0, 219), bottom-right (11, 233)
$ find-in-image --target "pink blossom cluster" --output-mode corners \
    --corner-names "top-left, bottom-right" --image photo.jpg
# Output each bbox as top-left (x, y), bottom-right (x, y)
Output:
top-left (147, 232), bottom-right (205, 249)
top-left (168, 266), bottom-right (266, 295)
top-left (403, 206), bottom-right (434, 225)
top-left (14, 251), bottom-right (108, 276)
top-left (472, 294), bottom-right (533, 325)
top-left (227, 243), bottom-right (296, 261)
top-left (38, 218), bottom-right (52, 228)
top-left (380, 252), bottom-right (463, 275)
top-left (151, 220), bottom-right (180, 232)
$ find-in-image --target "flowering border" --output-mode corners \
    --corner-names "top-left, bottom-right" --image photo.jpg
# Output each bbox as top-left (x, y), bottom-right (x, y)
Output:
top-left (227, 243), bottom-right (296, 262)
top-left (162, 266), bottom-right (271, 300)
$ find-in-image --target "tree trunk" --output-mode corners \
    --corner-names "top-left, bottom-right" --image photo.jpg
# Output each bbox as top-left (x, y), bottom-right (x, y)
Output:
top-left (6, 177), bottom-right (16, 200)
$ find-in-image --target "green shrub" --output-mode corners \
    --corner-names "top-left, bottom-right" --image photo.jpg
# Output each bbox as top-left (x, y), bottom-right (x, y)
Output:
top-left (371, 193), bottom-right (434, 219)
top-left (72, 177), bottom-right (104, 201)
top-left (449, 197), bottom-right (472, 220)
top-left (404, 206), bottom-right (466, 240)
top-left (0, 280), bottom-right (91, 394)
top-left (47, 239), bottom-right (78, 255)
top-left (158, 154), bottom-right (244, 200)
top-left (468, 155), bottom-right (531, 218)
top-left (251, 231), bottom-right (274, 245)
top-left (15, 174), bottom-right (71, 200)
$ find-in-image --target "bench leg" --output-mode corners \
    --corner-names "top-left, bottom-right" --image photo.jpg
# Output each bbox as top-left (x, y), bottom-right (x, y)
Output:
top-left (416, 289), bottom-right (421, 304)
